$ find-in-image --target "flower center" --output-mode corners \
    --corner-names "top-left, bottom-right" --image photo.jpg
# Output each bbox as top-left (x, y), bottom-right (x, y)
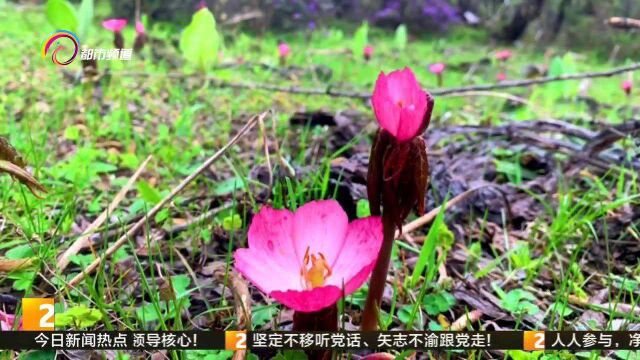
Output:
top-left (300, 247), bottom-right (332, 289)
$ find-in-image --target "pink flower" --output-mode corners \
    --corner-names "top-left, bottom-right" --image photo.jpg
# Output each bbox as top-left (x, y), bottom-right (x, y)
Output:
top-left (135, 21), bottom-right (145, 35)
top-left (622, 80), bottom-right (632, 95)
top-left (234, 200), bottom-right (383, 313)
top-left (429, 62), bottom-right (445, 75)
top-left (497, 72), bottom-right (507, 81)
top-left (278, 43), bottom-right (291, 58)
top-left (102, 19), bottom-right (128, 33)
top-left (0, 310), bottom-right (17, 330)
top-left (364, 45), bottom-right (374, 60)
top-left (495, 49), bottom-right (512, 61)
top-left (371, 67), bottom-right (434, 142)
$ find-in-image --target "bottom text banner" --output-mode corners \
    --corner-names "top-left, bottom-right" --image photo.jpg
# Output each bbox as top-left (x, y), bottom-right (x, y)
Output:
top-left (0, 331), bottom-right (639, 351)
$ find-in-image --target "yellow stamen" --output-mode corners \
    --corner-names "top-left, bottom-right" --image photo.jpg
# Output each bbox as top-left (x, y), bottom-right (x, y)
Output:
top-left (300, 247), bottom-right (332, 289)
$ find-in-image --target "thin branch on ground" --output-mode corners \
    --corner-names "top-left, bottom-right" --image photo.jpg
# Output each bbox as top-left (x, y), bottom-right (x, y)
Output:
top-left (56, 155), bottom-right (152, 272)
top-left (607, 17), bottom-right (640, 29)
top-left (116, 62), bottom-right (640, 98)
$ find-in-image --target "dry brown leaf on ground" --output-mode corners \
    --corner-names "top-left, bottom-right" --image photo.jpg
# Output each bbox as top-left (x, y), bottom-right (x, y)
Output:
top-left (0, 257), bottom-right (34, 272)
top-left (0, 136), bottom-right (46, 197)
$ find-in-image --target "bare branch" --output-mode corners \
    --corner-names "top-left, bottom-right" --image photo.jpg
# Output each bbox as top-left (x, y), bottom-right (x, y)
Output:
top-left (116, 62), bottom-right (640, 98)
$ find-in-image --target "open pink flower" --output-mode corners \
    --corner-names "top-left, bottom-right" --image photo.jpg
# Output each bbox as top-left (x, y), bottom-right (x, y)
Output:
top-left (622, 80), bottom-right (632, 95)
top-left (278, 43), bottom-right (291, 58)
top-left (495, 49), bottom-right (512, 61)
top-left (102, 19), bottom-right (128, 33)
top-left (135, 21), bottom-right (145, 35)
top-left (371, 67), bottom-right (434, 142)
top-left (0, 310), bottom-right (18, 330)
top-left (364, 45), bottom-right (374, 60)
top-left (429, 62), bottom-right (445, 75)
top-left (234, 200), bottom-right (383, 313)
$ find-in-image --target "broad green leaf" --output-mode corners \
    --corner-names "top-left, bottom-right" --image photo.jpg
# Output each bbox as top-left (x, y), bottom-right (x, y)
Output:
top-left (351, 21), bottom-right (368, 58)
top-left (137, 180), bottom-right (162, 204)
top-left (46, 0), bottom-right (78, 33)
top-left (5, 244), bottom-right (34, 259)
top-left (180, 8), bottom-right (222, 71)
top-left (55, 305), bottom-right (102, 328)
top-left (395, 24), bottom-right (407, 50)
top-left (77, 0), bottom-right (93, 42)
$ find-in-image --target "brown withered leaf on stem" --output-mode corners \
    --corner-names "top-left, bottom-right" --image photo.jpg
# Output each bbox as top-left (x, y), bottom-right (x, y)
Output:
top-left (0, 136), bottom-right (46, 197)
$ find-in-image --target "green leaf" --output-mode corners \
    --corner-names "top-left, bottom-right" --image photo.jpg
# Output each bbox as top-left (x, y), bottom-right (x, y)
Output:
top-left (356, 199), bottom-right (371, 218)
top-left (273, 350), bottom-right (308, 360)
top-left (222, 214), bottom-right (242, 231)
top-left (136, 302), bottom-right (162, 322)
top-left (422, 291), bottom-right (456, 315)
top-left (77, 0), bottom-right (93, 42)
top-left (351, 21), bottom-right (368, 58)
top-left (137, 180), bottom-right (162, 204)
top-left (19, 350), bottom-right (56, 360)
top-left (395, 24), bottom-right (407, 50)
top-left (171, 274), bottom-right (191, 299)
top-left (214, 177), bottom-right (246, 196)
top-left (46, 0), bottom-right (78, 33)
top-left (5, 244), bottom-right (35, 259)
top-left (8, 271), bottom-right (35, 291)
top-left (410, 195), bottom-right (449, 287)
top-left (55, 305), bottom-right (102, 328)
top-left (180, 7), bottom-right (222, 71)
top-left (252, 306), bottom-right (276, 327)
top-left (63, 125), bottom-right (80, 141)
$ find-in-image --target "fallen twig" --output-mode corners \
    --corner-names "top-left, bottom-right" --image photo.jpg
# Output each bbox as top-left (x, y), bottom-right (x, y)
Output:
top-left (116, 62), bottom-right (640, 98)
top-left (399, 185), bottom-right (494, 237)
top-left (607, 17), bottom-right (640, 29)
top-left (56, 156), bottom-right (152, 272)
top-left (64, 112), bottom-right (267, 289)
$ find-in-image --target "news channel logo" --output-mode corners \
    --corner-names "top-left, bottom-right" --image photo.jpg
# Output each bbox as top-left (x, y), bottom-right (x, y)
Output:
top-left (41, 30), bottom-right (80, 66)
top-left (41, 30), bottom-right (133, 66)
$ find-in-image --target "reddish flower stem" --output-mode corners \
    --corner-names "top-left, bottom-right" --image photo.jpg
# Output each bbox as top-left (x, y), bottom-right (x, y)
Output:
top-left (360, 214), bottom-right (396, 330)
top-left (293, 305), bottom-right (337, 360)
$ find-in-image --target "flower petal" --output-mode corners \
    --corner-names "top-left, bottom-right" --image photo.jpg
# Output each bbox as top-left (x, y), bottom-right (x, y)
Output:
top-left (135, 21), bottom-right (145, 34)
top-left (102, 19), bottom-right (128, 32)
top-left (328, 216), bottom-right (383, 294)
top-left (247, 206), bottom-right (299, 269)
top-left (372, 72), bottom-right (401, 137)
top-left (235, 249), bottom-right (300, 293)
top-left (395, 95), bottom-right (428, 141)
top-left (270, 286), bottom-right (343, 312)
top-left (292, 200), bottom-right (349, 264)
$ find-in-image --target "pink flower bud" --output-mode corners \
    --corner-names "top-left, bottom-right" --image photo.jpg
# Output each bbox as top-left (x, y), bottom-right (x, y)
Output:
top-left (135, 21), bottom-right (145, 35)
top-left (371, 67), bottom-right (434, 142)
top-left (278, 42), bottom-right (291, 58)
top-left (429, 62), bottom-right (446, 75)
top-left (622, 80), bottom-right (632, 95)
top-left (497, 72), bottom-right (507, 81)
top-left (495, 49), bottom-right (513, 61)
top-left (102, 18), bottom-right (128, 32)
top-left (364, 45), bottom-right (374, 60)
